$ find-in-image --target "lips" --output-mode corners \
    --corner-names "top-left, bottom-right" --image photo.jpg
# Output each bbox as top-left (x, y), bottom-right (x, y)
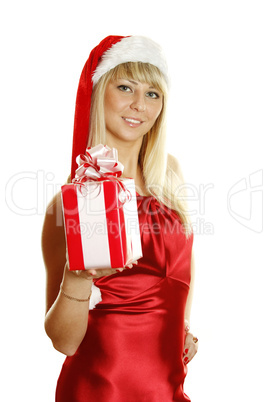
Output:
top-left (122, 117), bottom-right (143, 124)
top-left (122, 117), bottom-right (144, 127)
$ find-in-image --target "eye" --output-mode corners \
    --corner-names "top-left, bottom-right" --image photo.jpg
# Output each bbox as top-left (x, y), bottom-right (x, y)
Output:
top-left (146, 91), bottom-right (160, 99)
top-left (118, 85), bottom-right (132, 92)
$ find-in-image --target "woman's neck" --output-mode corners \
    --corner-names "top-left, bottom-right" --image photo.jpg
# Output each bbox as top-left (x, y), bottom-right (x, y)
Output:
top-left (105, 136), bottom-right (149, 195)
top-left (105, 137), bottom-right (142, 180)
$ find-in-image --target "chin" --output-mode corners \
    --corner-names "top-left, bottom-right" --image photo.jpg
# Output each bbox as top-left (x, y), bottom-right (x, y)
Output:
top-left (108, 130), bottom-right (146, 144)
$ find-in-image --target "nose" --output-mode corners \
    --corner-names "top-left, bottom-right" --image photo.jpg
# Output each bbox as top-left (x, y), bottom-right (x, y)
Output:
top-left (130, 93), bottom-right (146, 112)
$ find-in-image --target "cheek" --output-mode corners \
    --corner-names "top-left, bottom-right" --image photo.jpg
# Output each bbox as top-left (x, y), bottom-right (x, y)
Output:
top-left (105, 94), bottom-right (125, 116)
top-left (104, 86), bottom-right (120, 115)
top-left (148, 104), bottom-right (163, 124)
top-left (104, 94), bottom-right (114, 116)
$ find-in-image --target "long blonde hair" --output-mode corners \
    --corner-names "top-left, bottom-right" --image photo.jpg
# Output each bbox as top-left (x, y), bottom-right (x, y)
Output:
top-left (89, 62), bottom-right (192, 236)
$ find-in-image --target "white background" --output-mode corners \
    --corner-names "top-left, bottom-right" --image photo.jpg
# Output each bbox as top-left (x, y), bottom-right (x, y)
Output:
top-left (1, 1), bottom-right (267, 401)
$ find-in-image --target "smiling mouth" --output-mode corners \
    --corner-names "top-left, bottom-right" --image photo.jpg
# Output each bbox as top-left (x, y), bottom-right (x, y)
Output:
top-left (122, 117), bottom-right (143, 124)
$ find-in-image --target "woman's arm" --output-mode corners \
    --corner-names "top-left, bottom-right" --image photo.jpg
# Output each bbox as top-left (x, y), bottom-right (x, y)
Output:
top-left (185, 252), bottom-right (195, 324)
top-left (42, 192), bottom-right (93, 356)
top-left (183, 253), bottom-right (198, 364)
top-left (42, 191), bottom-right (133, 356)
top-left (168, 154), bottom-right (198, 363)
top-left (167, 153), bottom-right (195, 319)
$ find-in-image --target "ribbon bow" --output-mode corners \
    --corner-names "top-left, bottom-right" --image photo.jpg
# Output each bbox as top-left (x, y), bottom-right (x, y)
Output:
top-left (72, 144), bottom-right (130, 202)
top-left (74, 144), bottom-right (124, 183)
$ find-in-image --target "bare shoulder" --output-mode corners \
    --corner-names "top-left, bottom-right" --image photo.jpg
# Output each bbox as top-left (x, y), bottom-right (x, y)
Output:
top-left (42, 191), bottom-right (66, 312)
top-left (167, 153), bottom-right (184, 181)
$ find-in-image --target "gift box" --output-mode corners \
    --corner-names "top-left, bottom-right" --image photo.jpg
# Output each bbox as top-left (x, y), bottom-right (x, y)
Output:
top-left (61, 145), bottom-right (142, 270)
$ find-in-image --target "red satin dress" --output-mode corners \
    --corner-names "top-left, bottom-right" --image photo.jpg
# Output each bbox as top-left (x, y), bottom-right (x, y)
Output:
top-left (56, 194), bottom-right (193, 401)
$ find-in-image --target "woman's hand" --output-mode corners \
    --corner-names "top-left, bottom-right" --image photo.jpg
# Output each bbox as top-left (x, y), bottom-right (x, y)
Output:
top-left (66, 254), bottom-right (138, 280)
top-left (183, 331), bottom-right (199, 364)
top-left (87, 261), bottom-right (138, 278)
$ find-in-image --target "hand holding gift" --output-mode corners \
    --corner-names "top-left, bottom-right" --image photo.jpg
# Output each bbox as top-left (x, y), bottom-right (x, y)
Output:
top-left (61, 144), bottom-right (143, 271)
top-left (65, 246), bottom-right (138, 280)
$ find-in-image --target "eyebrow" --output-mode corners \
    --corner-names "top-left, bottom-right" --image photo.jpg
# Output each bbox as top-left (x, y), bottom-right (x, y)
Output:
top-left (125, 79), bottom-right (156, 90)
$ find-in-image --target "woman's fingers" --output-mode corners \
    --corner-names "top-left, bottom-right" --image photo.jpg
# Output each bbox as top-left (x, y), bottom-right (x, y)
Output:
top-left (183, 332), bottom-right (199, 364)
top-left (68, 260), bottom-right (139, 280)
top-left (86, 267), bottom-right (128, 278)
top-left (125, 260), bottom-right (138, 269)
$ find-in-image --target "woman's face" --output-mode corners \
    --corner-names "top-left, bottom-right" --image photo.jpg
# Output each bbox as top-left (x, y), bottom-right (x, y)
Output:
top-left (104, 78), bottom-right (163, 145)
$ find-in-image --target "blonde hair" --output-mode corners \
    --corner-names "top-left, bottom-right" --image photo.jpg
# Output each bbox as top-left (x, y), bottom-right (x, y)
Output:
top-left (89, 62), bottom-right (192, 236)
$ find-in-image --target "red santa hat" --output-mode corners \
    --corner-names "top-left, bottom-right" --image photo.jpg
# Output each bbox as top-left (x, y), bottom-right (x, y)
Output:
top-left (71, 35), bottom-right (168, 179)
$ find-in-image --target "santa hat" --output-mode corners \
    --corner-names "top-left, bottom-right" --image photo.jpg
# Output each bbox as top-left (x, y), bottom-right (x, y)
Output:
top-left (71, 35), bottom-right (168, 179)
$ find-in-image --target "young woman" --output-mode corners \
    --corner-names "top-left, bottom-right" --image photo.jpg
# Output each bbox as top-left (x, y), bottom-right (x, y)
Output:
top-left (42, 35), bottom-right (198, 401)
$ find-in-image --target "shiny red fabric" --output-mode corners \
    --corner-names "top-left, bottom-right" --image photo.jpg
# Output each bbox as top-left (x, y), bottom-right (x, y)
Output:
top-left (56, 195), bottom-right (193, 401)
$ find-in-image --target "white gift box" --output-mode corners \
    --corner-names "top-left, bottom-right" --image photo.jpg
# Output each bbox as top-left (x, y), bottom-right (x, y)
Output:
top-left (61, 178), bottom-right (142, 270)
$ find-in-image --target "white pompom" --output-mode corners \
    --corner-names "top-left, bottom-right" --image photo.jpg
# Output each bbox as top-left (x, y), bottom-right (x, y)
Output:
top-left (89, 283), bottom-right (102, 310)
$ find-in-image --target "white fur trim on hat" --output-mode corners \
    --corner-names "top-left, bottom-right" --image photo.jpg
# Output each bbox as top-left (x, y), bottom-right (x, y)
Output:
top-left (92, 36), bottom-right (169, 86)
